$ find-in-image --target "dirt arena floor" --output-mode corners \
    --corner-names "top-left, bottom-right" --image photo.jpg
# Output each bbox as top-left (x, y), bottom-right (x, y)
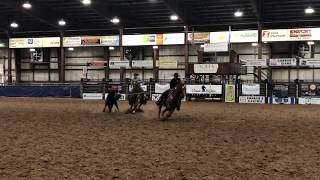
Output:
top-left (0, 97), bottom-right (320, 180)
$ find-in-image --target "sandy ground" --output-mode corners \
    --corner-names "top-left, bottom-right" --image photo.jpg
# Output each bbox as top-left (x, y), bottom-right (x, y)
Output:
top-left (0, 97), bottom-right (320, 180)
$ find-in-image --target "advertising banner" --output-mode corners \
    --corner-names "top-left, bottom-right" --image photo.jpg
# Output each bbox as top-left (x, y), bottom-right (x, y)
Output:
top-left (123, 33), bottom-right (184, 46)
top-left (156, 60), bottom-right (178, 69)
top-left (242, 84), bottom-right (260, 95)
top-left (10, 37), bottom-right (60, 48)
top-left (83, 93), bottom-right (103, 100)
top-left (300, 58), bottom-right (320, 67)
top-left (186, 85), bottom-right (222, 95)
top-left (194, 64), bottom-right (219, 74)
top-left (298, 97), bottom-right (320, 105)
top-left (225, 84), bottom-right (236, 103)
top-left (239, 96), bottom-right (265, 104)
top-left (269, 58), bottom-right (297, 66)
top-left (152, 94), bottom-right (161, 101)
top-left (268, 97), bottom-right (296, 104)
top-left (262, 29), bottom-right (289, 42)
top-left (100, 36), bottom-right (120, 46)
top-left (155, 83), bottom-right (170, 94)
top-left (262, 28), bottom-right (320, 42)
top-left (204, 43), bottom-right (229, 52)
top-left (131, 60), bottom-right (153, 68)
top-left (63, 36), bottom-right (119, 47)
top-left (81, 36), bottom-right (100, 46)
top-left (241, 59), bottom-right (267, 67)
top-left (210, 30), bottom-right (258, 43)
top-left (163, 33), bottom-right (185, 45)
top-left (109, 60), bottom-right (130, 69)
top-left (188, 32), bottom-right (210, 44)
top-left (63, 37), bottom-right (81, 47)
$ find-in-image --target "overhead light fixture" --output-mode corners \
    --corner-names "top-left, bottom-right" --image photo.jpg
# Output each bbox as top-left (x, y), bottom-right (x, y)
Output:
top-left (305, 7), bottom-right (315, 14)
top-left (30, 48), bottom-right (36, 52)
top-left (10, 22), bottom-right (19, 28)
top-left (307, 41), bottom-right (315, 45)
top-left (170, 15), bottom-right (179, 21)
top-left (110, 17), bottom-right (120, 24)
top-left (251, 43), bottom-right (258, 47)
top-left (109, 46), bottom-right (115, 50)
top-left (22, 1), bottom-right (32, 9)
top-left (81, 0), bottom-right (91, 5)
top-left (68, 47), bottom-right (74, 51)
top-left (58, 19), bottom-right (66, 26)
top-left (0, 43), bottom-right (5, 47)
top-left (153, 46), bottom-right (159, 49)
top-left (234, 11), bottom-right (243, 17)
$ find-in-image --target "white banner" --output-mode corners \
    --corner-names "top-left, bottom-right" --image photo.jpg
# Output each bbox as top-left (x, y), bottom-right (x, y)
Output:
top-left (123, 33), bottom-right (185, 46)
top-left (186, 85), bottom-right (222, 95)
top-left (194, 64), bottom-right (219, 74)
top-left (83, 93), bottom-right (103, 100)
top-left (204, 43), bottom-right (229, 52)
top-left (210, 30), bottom-right (258, 43)
top-left (63, 36), bottom-right (119, 47)
top-left (241, 59), bottom-right (267, 67)
top-left (262, 29), bottom-right (288, 42)
top-left (156, 60), bottom-right (178, 69)
top-left (163, 33), bottom-right (185, 45)
top-left (242, 84), bottom-right (260, 95)
top-left (10, 37), bottom-right (60, 48)
top-left (132, 60), bottom-right (153, 68)
top-left (109, 61), bottom-right (130, 69)
top-left (269, 58), bottom-right (297, 66)
top-left (152, 94), bottom-right (161, 101)
top-left (155, 83), bottom-right (170, 93)
top-left (239, 96), bottom-right (265, 104)
top-left (262, 28), bottom-right (320, 42)
top-left (299, 97), bottom-right (320, 105)
top-left (300, 59), bottom-right (320, 67)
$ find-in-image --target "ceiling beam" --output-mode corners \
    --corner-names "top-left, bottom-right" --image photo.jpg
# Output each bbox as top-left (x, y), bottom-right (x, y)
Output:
top-left (250, 0), bottom-right (263, 22)
top-left (162, 0), bottom-right (190, 25)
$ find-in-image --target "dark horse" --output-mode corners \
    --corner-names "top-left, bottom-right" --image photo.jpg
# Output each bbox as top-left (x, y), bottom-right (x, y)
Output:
top-left (128, 84), bottom-right (147, 114)
top-left (157, 81), bottom-right (185, 121)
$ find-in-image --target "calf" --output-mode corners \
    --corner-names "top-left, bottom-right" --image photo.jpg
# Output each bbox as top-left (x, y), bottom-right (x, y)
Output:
top-left (103, 92), bottom-right (122, 113)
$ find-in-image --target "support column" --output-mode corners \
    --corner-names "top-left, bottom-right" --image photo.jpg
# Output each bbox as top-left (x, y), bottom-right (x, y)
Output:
top-left (198, 47), bottom-right (204, 63)
top-left (58, 31), bottom-right (65, 83)
top-left (184, 26), bottom-right (189, 79)
top-left (104, 47), bottom-right (110, 80)
top-left (119, 28), bottom-right (125, 82)
top-left (7, 33), bottom-right (12, 84)
top-left (153, 47), bottom-right (159, 81)
top-left (257, 22), bottom-right (263, 83)
top-left (14, 49), bottom-right (21, 83)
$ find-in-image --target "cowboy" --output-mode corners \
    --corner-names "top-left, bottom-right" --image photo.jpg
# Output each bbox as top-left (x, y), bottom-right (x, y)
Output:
top-left (131, 73), bottom-right (144, 93)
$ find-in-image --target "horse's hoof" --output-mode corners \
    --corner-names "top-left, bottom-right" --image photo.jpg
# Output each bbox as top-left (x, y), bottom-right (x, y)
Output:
top-left (132, 111), bottom-right (136, 114)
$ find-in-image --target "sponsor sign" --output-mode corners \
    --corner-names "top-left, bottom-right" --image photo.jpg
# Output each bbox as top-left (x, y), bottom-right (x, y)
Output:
top-left (63, 36), bottom-right (119, 47)
top-left (152, 94), bottom-right (161, 101)
top-left (210, 30), bottom-right (258, 43)
top-left (262, 28), bottom-right (320, 42)
top-left (186, 85), bottom-right (222, 95)
top-left (131, 60), bottom-right (153, 68)
top-left (289, 29), bottom-right (312, 40)
top-left (155, 83), bottom-right (170, 94)
top-left (225, 84), bottom-right (235, 103)
top-left (300, 58), bottom-right (320, 67)
top-left (163, 33), bottom-right (185, 45)
top-left (123, 33), bottom-right (184, 46)
top-left (299, 97), bottom-right (320, 105)
top-left (269, 58), bottom-right (297, 66)
top-left (239, 96), bottom-right (265, 104)
top-left (83, 93), bottom-right (103, 100)
top-left (194, 64), bottom-right (219, 74)
top-left (262, 29), bottom-right (288, 42)
top-left (241, 59), bottom-right (267, 67)
top-left (268, 97), bottom-right (296, 104)
top-left (188, 32), bottom-right (210, 44)
top-left (9, 37), bottom-right (60, 48)
top-left (242, 84), bottom-right (260, 95)
top-left (204, 43), bottom-right (229, 52)
top-left (156, 60), bottom-right (178, 69)
top-left (109, 60), bottom-right (130, 69)
top-left (87, 61), bottom-right (107, 67)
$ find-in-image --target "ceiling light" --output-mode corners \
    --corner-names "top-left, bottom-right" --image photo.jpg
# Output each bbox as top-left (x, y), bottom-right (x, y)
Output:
top-left (153, 46), bottom-right (159, 49)
top-left (307, 41), bottom-right (315, 45)
top-left (22, 1), bottom-right (32, 9)
top-left (305, 7), bottom-right (315, 14)
top-left (110, 17), bottom-right (120, 24)
top-left (81, 0), bottom-right (91, 5)
top-left (10, 22), bottom-right (19, 28)
top-left (234, 11), bottom-right (243, 17)
top-left (251, 43), bottom-right (258, 47)
top-left (170, 15), bottom-right (179, 21)
top-left (68, 47), bottom-right (74, 51)
top-left (58, 19), bottom-right (66, 26)
top-left (109, 46), bottom-right (115, 50)
top-left (0, 43), bottom-right (5, 47)
top-left (30, 48), bottom-right (36, 52)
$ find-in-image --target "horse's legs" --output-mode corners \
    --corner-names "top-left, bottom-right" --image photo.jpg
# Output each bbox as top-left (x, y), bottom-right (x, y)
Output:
top-left (158, 105), bottom-right (162, 119)
top-left (103, 101), bottom-right (107, 112)
top-left (115, 102), bottom-right (119, 112)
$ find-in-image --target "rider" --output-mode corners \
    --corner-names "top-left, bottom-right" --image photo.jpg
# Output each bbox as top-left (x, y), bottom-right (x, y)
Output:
top-left (156, 73), bottom-right (182, 111)
top-left (131, 73), bottom-right (144, 93)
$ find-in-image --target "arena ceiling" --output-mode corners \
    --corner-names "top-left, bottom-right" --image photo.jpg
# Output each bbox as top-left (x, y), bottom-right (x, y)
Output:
top-left (0, 0), bottom-right (319, 36)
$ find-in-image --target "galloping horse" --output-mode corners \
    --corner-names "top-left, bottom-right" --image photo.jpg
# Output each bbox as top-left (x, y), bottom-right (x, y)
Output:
top-left (128, 83), bottom-right (147, 114)
top-left (157, 81), bottom-right (185, 121)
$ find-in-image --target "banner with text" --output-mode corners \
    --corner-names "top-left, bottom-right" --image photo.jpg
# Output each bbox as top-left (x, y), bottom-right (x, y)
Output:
top-left (269, 58), bottom-right (297, 66)
top-left (242, 84), bottom-right (260, 95)
top-left (155, 83), bottom-right (170, 94)
top-left (194, 64), bottom-right (219, 74)
top-left (186, 85), bottom-right (222, 95)
top-left (241, 59), bottom-right (267, 67)
top-left (10, 37), bottom-right (60, 48)
top-left (262, 28), bottom-right (320, 42)
top-left (225, 84), bottom-right (236, 103)
top-left (239, 96), bottom-right (265, 104)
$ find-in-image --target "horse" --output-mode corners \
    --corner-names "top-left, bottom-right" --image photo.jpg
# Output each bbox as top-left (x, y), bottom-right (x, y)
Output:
top-left (157, 81), bottom-right (185, 121)
top-left (128, 84), bottom-right (147, 114)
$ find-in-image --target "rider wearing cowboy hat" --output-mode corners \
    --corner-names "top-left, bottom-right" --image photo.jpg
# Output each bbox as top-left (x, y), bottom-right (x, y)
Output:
top-left (131, 73), bottom-right (144, 93)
